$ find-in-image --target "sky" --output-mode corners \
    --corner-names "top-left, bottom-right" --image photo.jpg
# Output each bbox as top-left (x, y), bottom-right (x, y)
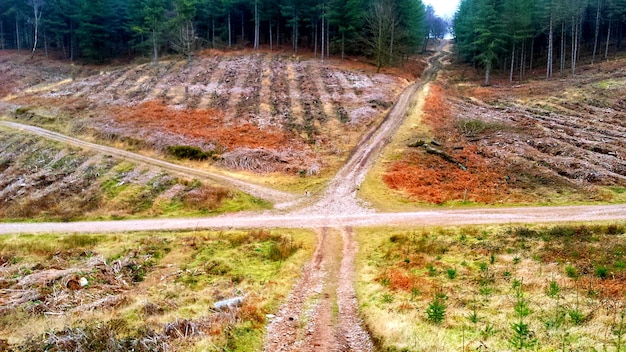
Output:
top-left (423, 0), bottom-right (461, 18)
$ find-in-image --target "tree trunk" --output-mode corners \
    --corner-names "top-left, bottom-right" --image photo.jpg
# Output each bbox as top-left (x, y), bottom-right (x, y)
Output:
top-left (530, 37), bottom-right (534, 73)
top-left (294, 11), bottom-right (298, 54)
top-left (69, 18), bottom-right (74, 61)
top-left (560, 22), bottom-right (565, 73)
top-left (276, 15), bottom-right (280, 46)
top-left (326, 18), bottom-right (329, 58)
top-left (605, 20), bottom-right (611, 59)
top-left (484, 61), bottom-right (491, 86)
top-left (313, 21), bottom-right (317, 58)
top-left (152, 28), bottom-right (158, 63)
top-left (321, 6), bottom-right (325, 62)
top-left (43, 26), bottom-right (48, 57)
top-left (389, 18), bottom-right (394, 65)
top-left (592, 0), bottom-right (601, 64)
top-left (519, 42), bottom-right (523, 81)
top-left (547, 15), bottom-right (553, 79)
top-left (228, 12), bottom-right (232, 48)
top-left (571, 16), bottom-right (577, 75)
top-left (510, 43), bottom-right (515, 83)
top-left (31, 1), bottom-right (42, 58)
top-left (16, 15), bottom-right (20, 51)
top-left (0, 20), bottom-right (4, 50)
top-left (241, 12), bottom-right (244, 43)
top-left (254, 0), bottom-right (259, 49)
top-left (341, 32), bottom-right (345, 61)
top-left (269, 21), bottom-right (273, 51)
top-left (212, 16), bottom-right (215, 48)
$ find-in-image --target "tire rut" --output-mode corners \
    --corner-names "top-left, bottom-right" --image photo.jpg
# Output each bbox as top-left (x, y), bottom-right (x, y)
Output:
top-left (264, 227), bottom-right (373, 352)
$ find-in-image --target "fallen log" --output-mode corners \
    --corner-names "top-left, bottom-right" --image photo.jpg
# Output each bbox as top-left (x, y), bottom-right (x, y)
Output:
top-left (424, 145), bottom-right (468, 171)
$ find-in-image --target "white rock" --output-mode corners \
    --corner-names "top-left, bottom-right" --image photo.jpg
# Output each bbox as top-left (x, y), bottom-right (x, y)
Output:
top-left (79, 277), bottom-right (89, 287)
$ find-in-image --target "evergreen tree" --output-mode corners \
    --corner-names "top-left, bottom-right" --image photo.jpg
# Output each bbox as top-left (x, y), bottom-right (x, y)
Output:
top-left (473, 0), bottom-right (506, 85)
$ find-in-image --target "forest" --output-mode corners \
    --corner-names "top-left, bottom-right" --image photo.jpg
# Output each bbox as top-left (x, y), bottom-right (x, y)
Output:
top-left (0, 0), bottom-right (446, 67)
top-left (454, 0), bottom-right (626, 84)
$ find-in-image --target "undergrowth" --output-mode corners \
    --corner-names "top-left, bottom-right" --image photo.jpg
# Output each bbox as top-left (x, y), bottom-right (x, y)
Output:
top-left (357, 223), bottom-right (626, 351)
top-left (0, 229), bottom-right (314, 351)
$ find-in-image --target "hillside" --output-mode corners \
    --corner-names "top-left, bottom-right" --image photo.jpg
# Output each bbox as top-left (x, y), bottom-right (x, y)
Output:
top-left (0, 127), bottom-right (267, 222)
top-left (363, 53), bottom-right (626, 208)
top-left (1, 50), bottom-right (411, 179)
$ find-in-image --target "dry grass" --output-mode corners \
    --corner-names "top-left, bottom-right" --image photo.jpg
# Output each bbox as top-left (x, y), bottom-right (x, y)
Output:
top-left (356, 223), bottom-right (626, 351)
top-left (372, 52), bottom-right (626, 207)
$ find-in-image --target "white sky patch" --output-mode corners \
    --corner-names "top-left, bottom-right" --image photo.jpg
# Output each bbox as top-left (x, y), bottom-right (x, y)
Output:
top-left (423, 0), bottom-right (461, 18)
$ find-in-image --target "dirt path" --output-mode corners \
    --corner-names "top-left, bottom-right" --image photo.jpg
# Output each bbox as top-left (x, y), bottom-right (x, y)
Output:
top-left (297, 41), bottom-right (449, 217)
top-left (0, 120), bottom-right (298, 207)
top-left (264, 227), bottom-right (373, 352)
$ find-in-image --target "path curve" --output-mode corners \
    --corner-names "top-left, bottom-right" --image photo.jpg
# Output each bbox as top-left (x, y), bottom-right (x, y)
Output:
top-left (0, 120), bottom-right (297, 208)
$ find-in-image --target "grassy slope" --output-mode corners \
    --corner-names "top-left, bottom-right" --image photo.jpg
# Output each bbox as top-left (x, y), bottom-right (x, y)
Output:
top-left (0, 229), bottom-right (315, 351)
top-left (0, 127), bottom-right (269, 222)
top-left (356, 223), bottom-right (626, 351)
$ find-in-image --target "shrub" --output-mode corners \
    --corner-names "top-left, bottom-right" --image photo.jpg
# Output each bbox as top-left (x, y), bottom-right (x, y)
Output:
top-left (426, 293), bottom-right (447, 324)
top-left (167, 145), bottom-right (212, 160)
top-left (457, 119), bottom-right (488, 136)
top-left (181, 186), bottom-right (230, 210)
top-left (381, 293), bottom-right (394, 303)
top-left (546, 279), bottom-right (560, 298)
top-left (446, 268), bottom-right (457, 280)
top-left (565, 265), bottom-right (578, 278)
top-left (568, 309), bottom-right (585, 325)
top-left (595, 266), bottom-right (609, 279)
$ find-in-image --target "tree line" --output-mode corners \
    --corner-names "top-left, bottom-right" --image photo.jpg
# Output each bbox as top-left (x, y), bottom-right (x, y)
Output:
top-left (0, 0), bottom-right (447, 67)
top-left (454, 0), bottom-right (626, 85)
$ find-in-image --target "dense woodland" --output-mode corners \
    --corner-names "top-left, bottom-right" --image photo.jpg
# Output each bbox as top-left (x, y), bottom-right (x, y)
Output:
top-left (0, 0), bottom-right (446, 68)
top-left (454, 0), bottom-right (626, 84)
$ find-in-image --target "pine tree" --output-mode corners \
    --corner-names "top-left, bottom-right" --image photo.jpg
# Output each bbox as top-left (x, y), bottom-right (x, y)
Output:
top-left (473, 0), bottom-right (506, 85)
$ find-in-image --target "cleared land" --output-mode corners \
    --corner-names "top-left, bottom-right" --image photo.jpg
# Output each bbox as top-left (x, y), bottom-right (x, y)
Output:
top-left (357, 223), bottom-right (626, 351)
top-left (1, 50), bottom-right (409, 179)
top-left (362, 52), bottom-right (626, 210)
top-left (0, 229), bottom-right (315, 351)
top-left (0, 126), bottom-right (269, 222)
top-left (1, 43), bottom-right (626, 352)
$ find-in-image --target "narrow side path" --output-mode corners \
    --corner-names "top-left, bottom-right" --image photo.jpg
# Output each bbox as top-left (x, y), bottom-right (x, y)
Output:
top-left (263, 228), bottom-right (373, 352)
top-left (0, 120), bottom-right (297, 207)
top-left (299, 41), bottom-right (449, 216)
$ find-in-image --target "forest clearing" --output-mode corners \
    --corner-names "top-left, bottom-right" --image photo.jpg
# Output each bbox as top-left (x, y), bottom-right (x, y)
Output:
top-left (1, 0), bottom-right (626, 346)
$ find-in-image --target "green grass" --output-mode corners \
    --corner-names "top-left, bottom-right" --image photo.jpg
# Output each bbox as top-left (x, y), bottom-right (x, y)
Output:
top-left (355, 223), bottom-right (626, 351)
top-left (1, 229), bottom-right (315, 351)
